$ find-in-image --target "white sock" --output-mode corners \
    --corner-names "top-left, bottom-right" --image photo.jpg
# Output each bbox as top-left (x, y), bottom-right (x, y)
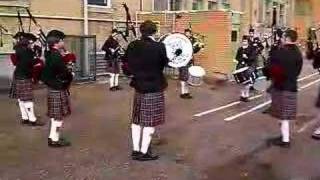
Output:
top-left (49, 118), bottom-right (56, 140)
top-left (51, 120), bottom-right (63, 142)
top-left (23, 101), bottom-right (37, 122)
top-left (141, 127), bottom-right (155, 154)
top-left (245, 85), bottom-right (250, 97)
top-left (180, 81), bottom-right (189, 94)
top-left (131, 124), bottom-right (142, 152)
top-left (110, 73), bottom-right (115, 88)
top-left (115, 74), bottom-right (119, 87)
top-left (281, 120), bottom-right (290, 142)
top-left (18, 99), bottom-right (28, 120)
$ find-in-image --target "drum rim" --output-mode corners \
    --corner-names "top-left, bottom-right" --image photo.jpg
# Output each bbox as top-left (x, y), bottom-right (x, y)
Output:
top-left (233, 67), bottom-right (249, 74)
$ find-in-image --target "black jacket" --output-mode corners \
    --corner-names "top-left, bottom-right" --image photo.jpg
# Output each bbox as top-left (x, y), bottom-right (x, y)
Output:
top-left (270, 44), bottom-right (303, 92)
top-left (126, 36), bottom-right (169, 93)
top-left (41, 49), bottom-right (72, 90)
top-left (235, 46), bottom-right (256, 68)
top-left (102, 35), bottom-right (119, 60)
top-left (14, 46), bottom-right (36, 80)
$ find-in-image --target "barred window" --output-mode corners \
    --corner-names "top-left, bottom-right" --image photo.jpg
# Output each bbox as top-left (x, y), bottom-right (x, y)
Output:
top-left (88, 0), bottom-right (110, 6)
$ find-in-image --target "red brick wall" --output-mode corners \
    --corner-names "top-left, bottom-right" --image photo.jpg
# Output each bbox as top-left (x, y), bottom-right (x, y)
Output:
top-left (139, 11), bottom-right (232, 76)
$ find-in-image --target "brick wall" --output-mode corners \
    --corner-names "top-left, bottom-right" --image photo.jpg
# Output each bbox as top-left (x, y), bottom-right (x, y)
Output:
top-left (139, 11), bottom-right (233, 75)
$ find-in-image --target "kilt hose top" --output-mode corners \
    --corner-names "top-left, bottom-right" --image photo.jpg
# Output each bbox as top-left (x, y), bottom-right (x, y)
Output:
top-left (132, 91), bottom-right (165, 127)
top-left (47, 89), bottom-right (71, 120)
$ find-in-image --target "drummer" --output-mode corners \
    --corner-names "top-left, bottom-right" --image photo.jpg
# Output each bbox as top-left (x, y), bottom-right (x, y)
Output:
top-left (178, 28), bottom-right (203, 99)
top-left (235, 35), bottom-right (257, 102)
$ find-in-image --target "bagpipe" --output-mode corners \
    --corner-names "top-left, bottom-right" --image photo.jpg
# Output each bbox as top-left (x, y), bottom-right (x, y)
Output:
top-left (120, 3), bottom-right (137, 76)
top-left (10, 8), bottom-right (77, 84)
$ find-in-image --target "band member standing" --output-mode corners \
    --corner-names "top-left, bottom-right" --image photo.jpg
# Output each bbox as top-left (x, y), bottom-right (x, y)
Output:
top-left (268, 29), bottom-right (303, 147)
top-left (235, 36), bottom-right (256, 102)
top-left (41, 30), bottom-right (72, 147)
top-left (126, 20), bottom-right (169, 161)
top-left (178, 29), bottom-right (203, 99)
top-left (102, 29), bottom-right (123, 91)
top-left (9, 33), bottom-right (44, 126)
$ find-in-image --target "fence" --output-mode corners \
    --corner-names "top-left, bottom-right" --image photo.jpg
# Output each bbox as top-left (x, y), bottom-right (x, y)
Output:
top-left (64, 35), bottom-right (97, 81)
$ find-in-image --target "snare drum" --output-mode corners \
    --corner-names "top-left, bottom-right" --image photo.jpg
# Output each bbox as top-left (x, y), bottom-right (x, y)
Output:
top-left (233, 67), bottom-right (251, 84)
top-left (187, 66), bottom-right (206, 86)
top-left (253, 67), bottom-right (270, 91)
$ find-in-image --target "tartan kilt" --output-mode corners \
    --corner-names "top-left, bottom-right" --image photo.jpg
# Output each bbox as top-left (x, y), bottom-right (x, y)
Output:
top-left (179, 66), bottom-right (189, 81)
top-left (15, 79), bottom-right (33, 101)
top-left (9, 77), bottom-right (17, 99)
top-left (132, 91), bottom-right (165, 127)
top-left (270, 89), bottom-right (297, 120)
top-left (48, 89), bottom-right (71, 120)
top-left (315, 86), bottom-right (320, 108)
top-left (106, 60), bottom-right (120, 74)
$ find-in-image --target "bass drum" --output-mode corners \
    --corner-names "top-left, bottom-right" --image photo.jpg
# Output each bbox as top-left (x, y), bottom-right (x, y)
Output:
top-left (159, 33), bottom-right (193, 68)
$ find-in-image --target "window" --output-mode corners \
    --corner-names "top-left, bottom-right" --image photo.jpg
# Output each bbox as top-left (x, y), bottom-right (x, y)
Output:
top-left (153, 0), bottom-right (169, 11)
top-left (170, 0), bottom-right (183, 11)
top-left (231, 31), bottom-right (238, 42)
top-left (192, 0), bottom-right (204, 10)
top-left (208, 0), bottom-right (218, 10)
top-left (88, 0), bottom-right (111, 7)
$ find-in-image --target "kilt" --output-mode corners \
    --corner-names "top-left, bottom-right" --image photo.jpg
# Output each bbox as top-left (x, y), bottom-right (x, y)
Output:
top-left (179, 66), bottom-right (189, 81)
top-left (15, 79), bottom-right (33, 101)
top-left (48, 89), bottom-right (71, 120)
top-left (9, 77), bottom-right (17, 99)
top-left (132, 91), bottom-right (165, 127)
top-left (316, 86), bottom-right (320, 108)
top-left (107, 60), bottom-right (120, 74)
top-left (270, 89), bottom-right (297, 120)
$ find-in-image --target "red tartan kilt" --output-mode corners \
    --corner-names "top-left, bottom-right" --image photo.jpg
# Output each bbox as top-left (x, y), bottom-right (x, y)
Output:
top-left (9, 77), bottom-right (17, 99)
top-left (132, 91), bottom-right (165, 127)
top-left (271, 90), bottom-right (297, 120)
top-left (15, 79), bottom-right (33, 101)
top-left (48, 89), bottom-right (71, 120)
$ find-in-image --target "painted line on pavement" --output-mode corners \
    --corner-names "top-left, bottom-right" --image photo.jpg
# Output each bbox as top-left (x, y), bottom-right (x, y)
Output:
top-left (224, 78), bottom-right (320, 122)
top-left (297, 119), bottom-right (318, 133)
top-left (194, 72), bottom-right (319, 117)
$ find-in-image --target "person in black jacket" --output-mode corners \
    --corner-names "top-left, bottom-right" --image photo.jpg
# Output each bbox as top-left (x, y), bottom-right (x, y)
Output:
top-left (42, 30), bottom-right (72, 147)
top-left (178, 28), bottom-right (202, 99)
top-left (235, 36), bottom-right (257, 102)
top-left (268, 29), bottom-right (303, 148)
top-left (126, 20), bottom-right (169, 161)
top-left (102, 29), bottom-right (123, 91)
top-left (9, 32), bottom-right (44, 126)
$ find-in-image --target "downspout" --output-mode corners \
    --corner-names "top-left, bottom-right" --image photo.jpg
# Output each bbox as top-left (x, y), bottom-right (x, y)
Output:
top-left (83, 0), bottom-right (89, 77)
top-left (83, 0), bottom-right (89, 35)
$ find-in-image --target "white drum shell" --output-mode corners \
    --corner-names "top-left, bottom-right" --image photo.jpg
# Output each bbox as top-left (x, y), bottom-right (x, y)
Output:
top-left (188, 66), bottom-right (206, 86)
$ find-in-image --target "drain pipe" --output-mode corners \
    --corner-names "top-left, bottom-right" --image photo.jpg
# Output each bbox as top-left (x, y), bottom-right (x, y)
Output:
top-left (83, 0), bottom-right (89, 35)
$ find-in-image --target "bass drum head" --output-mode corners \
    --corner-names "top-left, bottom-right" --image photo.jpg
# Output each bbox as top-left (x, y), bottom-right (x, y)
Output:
top-left (188, 66), bottom-right (206, 77)
top-left (160, 33), bottom-right (193, 68)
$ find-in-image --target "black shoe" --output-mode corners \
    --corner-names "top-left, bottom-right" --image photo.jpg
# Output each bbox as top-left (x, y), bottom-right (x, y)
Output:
top-left (269, 136), bottom-right (290, 148)
top-left (137, 152), bottom-right (159, 161)
top-left (240, 96), bottom-right (249, 102)
top-left (48, 138), bottom-right (71, 148)
top-left (311, 133), bottom-right (320, 140)
top-left (109, 87), bottom-right (116, 91)
top-left (180, 93), bottom-right (193, 99)
top-left (131, 151), bottom-right (142, 160)
top-left (21, 119), bottom-right (30, 125)
top-left (115, 86), bottom-right (122, 91)
top-left (28, 120), bottom-right (45, 127)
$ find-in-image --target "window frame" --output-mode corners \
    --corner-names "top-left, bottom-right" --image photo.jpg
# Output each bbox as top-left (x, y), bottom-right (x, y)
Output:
top-left (87, 0), bottom-right (112, 8)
